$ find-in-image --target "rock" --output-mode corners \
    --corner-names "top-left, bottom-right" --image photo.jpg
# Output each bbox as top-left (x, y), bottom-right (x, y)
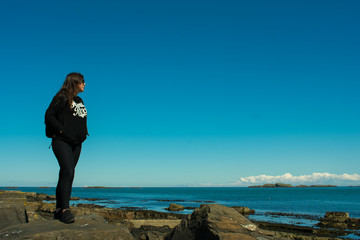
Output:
top-left (131, 225), bottom-right (172, 240)
top-left (0, 190), bottom-right (134, 239)
top-left (0, 218), bottom-right (134, 240)
top-left (324, 212), bottom-right (349, 222)
top-left (76, 203), bottom-right (105, 209)
top-left (0, 190), bottom-right (32, 202)
top-left (317, 212), bottom-right (360, 230)
top-left (130, 219), bottom-right (181, 228)
top-left (166, 203), bottom-right (185, 212)
top-left (0, 190), bottom-right (29, 230)
top-left (165, 204), bottom-right (285, 240)
top-left (25, 193), bottom-right (78, 202)
top-left (0, 206), bottom-right (28, 230)
top-left (35, 193), bottom-right (49, 201)
top-left (231, 206), bottom-right (255, 215)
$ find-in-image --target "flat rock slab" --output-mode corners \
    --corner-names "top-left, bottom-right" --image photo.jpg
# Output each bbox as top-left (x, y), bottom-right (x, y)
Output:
top-left (0, 206), bottom-right (27, 231)
top-left (0, 218), bottom-right (134, 240)
top-left (0, 191), bottom-right (29, 231)
top-left (130, 219), bottom-right (181, 228)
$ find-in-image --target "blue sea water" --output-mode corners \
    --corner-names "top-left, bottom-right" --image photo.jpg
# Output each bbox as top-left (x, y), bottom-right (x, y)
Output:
top-left (2, 187), bottom-right (360, 227)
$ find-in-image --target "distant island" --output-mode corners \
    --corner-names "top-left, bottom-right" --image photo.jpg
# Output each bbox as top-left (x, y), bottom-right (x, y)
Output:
top-left (82, 186), bottom-right (142, 189)
top-left (248, 183), bottom-right (337, 188)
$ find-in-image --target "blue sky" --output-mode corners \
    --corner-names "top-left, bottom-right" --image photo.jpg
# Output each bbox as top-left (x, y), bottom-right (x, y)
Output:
top-left (0, 0), bottom-right (359, 187)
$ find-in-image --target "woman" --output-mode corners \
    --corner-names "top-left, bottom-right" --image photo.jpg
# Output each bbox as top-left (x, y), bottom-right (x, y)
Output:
top-left (45, 72), bottom-right (88, 224)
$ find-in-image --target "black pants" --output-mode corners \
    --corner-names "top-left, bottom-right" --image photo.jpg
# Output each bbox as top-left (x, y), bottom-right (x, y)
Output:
top-left (52, 138), bottom-right (82, 209)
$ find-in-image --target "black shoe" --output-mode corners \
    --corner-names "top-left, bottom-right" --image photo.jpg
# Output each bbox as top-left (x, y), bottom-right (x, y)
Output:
top-left (60, 209), bottom-right (75, 224)
top-left (54, 209), bottom-right (61, 220)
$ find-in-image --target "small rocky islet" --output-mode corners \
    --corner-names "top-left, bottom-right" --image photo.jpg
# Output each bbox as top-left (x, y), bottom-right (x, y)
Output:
top-left (1, 190), bottom-right (359, 240)
top-left (248, 183), bottom-right (338, 188)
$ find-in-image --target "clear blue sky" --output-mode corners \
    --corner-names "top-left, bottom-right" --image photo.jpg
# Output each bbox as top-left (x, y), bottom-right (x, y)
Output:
top-left (0, 0), bottom-right (359, 187)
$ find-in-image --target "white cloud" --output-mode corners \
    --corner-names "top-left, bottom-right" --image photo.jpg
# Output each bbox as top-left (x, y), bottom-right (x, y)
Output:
top-left (227, 173), bottom-right (360, 186)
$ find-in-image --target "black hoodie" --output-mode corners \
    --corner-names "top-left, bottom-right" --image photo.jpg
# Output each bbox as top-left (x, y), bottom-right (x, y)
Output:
top-left (45, 93), bottom-right (88, 144)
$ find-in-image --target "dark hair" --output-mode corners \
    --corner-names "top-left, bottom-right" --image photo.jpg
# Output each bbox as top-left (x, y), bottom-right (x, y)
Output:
top-left (57, 72), bottom-right (84, 108)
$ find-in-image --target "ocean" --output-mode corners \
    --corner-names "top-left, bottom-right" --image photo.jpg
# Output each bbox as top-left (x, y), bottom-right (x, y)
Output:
top-left (2, 187), bottom-right (360, 228)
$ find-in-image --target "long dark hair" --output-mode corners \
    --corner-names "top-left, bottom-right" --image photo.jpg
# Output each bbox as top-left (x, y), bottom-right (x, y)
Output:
top-left (57, 72), bottom-right (84, 108)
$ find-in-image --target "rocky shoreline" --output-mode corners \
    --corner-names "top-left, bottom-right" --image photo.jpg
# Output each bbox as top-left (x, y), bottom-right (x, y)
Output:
top-left (1, 190), bottom-right (359, 239)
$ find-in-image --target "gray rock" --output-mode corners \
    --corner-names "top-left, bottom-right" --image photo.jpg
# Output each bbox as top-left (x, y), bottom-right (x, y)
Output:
top-left (0, 190), bottom-right (134, 239)
top-left (166, 204), bottom-right (184, 212)
top-left (317, 212), bottom-right (360, 230)
top-left (231, 206), bottom-right (255, 215)
top-left (0, 206), bottom-right (27, 230)
top-left (0, 218), bottom-right (134, 240)
top-left (0, 190), bottom-right (29, 230)
top-left (165, 204), bottom-right (286, 240)
top-left (131, 225), bottom-right (172, 240)
top-left (324, 212), bottom-right (349, 222)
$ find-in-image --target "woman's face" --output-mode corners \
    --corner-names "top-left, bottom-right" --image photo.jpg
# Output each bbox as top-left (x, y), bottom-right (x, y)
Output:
top-left (77, 81), bottom-right (85, 93)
